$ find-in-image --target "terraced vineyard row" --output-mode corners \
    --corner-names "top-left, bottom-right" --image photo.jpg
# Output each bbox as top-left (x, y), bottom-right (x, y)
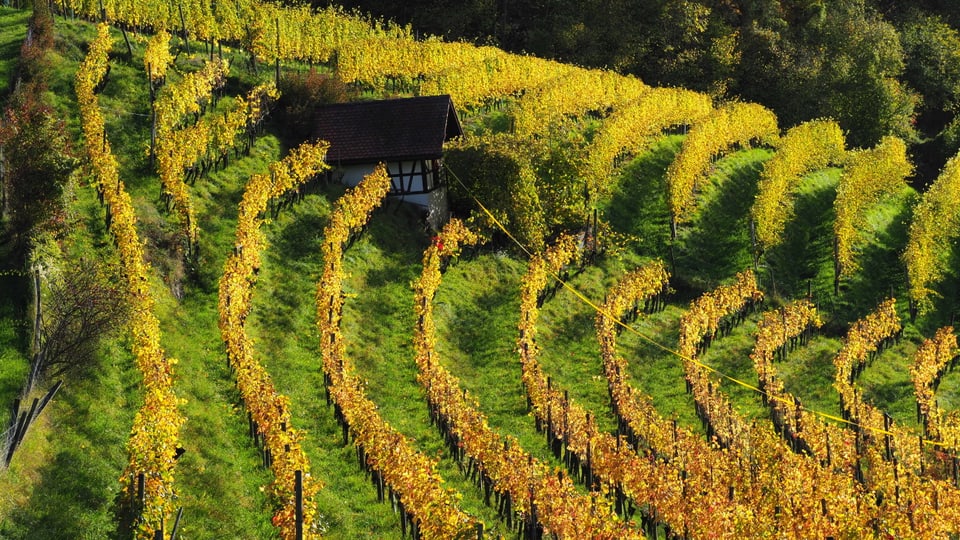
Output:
top-left (75, 23), bottom-right (186, 537)
top-left (8, 3), bottom-right (960, 538)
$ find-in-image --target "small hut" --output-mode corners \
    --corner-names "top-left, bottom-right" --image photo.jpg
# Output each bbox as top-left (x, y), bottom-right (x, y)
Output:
top-left (312, 95), bottom-right (463, 228)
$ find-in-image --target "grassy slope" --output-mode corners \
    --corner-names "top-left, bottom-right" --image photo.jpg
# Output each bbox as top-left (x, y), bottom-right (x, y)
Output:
top-left (1, 13), bottom-right (280, 538)
top-left (151, 135), bottom-right (283, 539)
top-left (0, 6), bottom-right (30, 426)
top-left (1, 6), bottom-right (960, 539)
top-left (0, 13), bottom-right (134, 538)
top-left (0, 6), bottom-right (27, 95)
top-left (95, 22), bottom-right (281, 538)
top-left (0, 185), bottom-right (140, 539)
top-left (249, 187), bottom-right (401, 538)
top-left (601, 135), bottom-right (951, 441)
top-left (249, 193), bottom-right (535, 537)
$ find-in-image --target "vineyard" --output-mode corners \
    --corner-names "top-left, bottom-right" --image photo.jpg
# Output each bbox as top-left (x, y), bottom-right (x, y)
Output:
top-left (1, 1), bottom-right (960, 539)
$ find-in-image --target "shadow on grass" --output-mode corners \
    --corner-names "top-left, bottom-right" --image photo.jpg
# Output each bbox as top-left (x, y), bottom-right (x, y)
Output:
top-left (603, 135), bottom-right (681, 260)
top-left (779, 337), bottom-right (842, 416)
top-left (1, 372), bottom-right (131, 540)
top-left (550, 308), bottom-right (597, 351)
top-left (915, 231), bottom-right (960, 335)
top-left (2, 449), bottom-right (122, 540)
top-left (863, 378), bottom-right (915, 415)
top-left (676, 149), bottom-right (771, 288)
top-left (270, 193), bottom-right (332, 266)
top-left (361, 199), bottom-right (429, 288)
top-left (834, 195), bottom-right (914, 326)
top-left (0, 8), bottom-right (28, 100)
top-left (761, 170), bottom-right (838, 301)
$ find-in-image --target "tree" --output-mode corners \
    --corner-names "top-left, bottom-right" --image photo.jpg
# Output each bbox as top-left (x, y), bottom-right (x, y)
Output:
top-left (737, 0), bottom-right (917, 148)
top-left (446, 131), bottom-right (595, 252)
top-left (37, 258), bottom-right (129, 378)
top-left (816, 2), bottom-right (918, 147)
top-left (0, 0), bottom-right (74, 259)
top-left (899, 12), bottom-right (960, 181)
top-left (277, 68), bottom-right (352, 141)
top-left (0, 84), bottom-right (77, 255)
top-left (445, 135), bottom-right (546, 251)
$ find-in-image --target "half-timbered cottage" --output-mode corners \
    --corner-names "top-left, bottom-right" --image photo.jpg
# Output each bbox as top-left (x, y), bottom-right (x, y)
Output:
top-left (312, 95), bottom-right (463, 228)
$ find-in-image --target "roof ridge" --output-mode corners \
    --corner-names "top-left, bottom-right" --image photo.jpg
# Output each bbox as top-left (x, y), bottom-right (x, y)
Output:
top-left (312, 95), bottom-right (462, 166)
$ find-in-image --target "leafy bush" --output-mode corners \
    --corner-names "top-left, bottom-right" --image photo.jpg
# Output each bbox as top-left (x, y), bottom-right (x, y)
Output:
top-left (277, 68), bottom-right (352, 140)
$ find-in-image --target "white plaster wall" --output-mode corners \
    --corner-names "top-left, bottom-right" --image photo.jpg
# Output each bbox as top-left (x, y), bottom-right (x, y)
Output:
top-left (329, 163), bottom-right (448, 228)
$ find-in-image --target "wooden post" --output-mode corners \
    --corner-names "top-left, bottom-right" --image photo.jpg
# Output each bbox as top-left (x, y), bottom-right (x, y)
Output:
top-left (137, 472), bottom-right (146, 506)
top-left (275, 18), bottom-right (281, 88)
top-left (8, 398), bottom-right (38, 462)
top-left (4, 409), bottom-right (26, 466)
top-left (7, 398), bottom-right (19, 438)
top-left (883, 413), bottom-right (892, 461)
top-left (119, 26), bottom-right (133, 60)
top-left (36, 381), bottom-right (62, 418)
top-left (170, 507), bottom-right (183, 539)
top-left (32, 268), bottom-right (41, 357)
top-left (833, 236), bottom-right (841, 296)
top-left (953, 456), bottom-right (958, 488)
top-left (150, 107), bottom-right (157, 167)
top-left (918, 436), bottom-right (924, 476)
top-left (295, 470), bottom-right (304, 540)
top-left (177, 3), bottom-right (190, 55)
top-left (668, 241), bottom-right (677, 279)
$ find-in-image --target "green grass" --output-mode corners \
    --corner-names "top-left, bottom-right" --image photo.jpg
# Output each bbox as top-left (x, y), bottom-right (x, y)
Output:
top-left (618, 305), bottom-right (705, 433)
top-left (4, 5), bottom-right (960, 539)
top-left (675, 147), bottom-right (773, 289)
top-left (534, 262), bottom-right (622, 437)
top-left (857, 337), bottom-right (922, 429)
top-left (0, 271), bottom-right (29, 415)
top-left (777, 335), bottom-right (844, 419)
top-left (0, 6), bottom-right (27, 96)
top-left (248, 188), bottom-right (401, 538)
top-left (148, 135), bottom-right (286, 539)
top-left (936, 369), bottom-right (960, 413)
top-left (0, 4), bottom-right (31, 417)
top-left (249, 194), bottom-right (521, 537)
top-left (604, 134), bottom-right (680, 260)
top-left (535, 252), bottom-right (686, 435)
top-left (760, 168), bottom-right (840, 303)
top-left (0, 339), bottom-right (138, 539)
top-left (0, 186), bottom-right (139, 539)
top-left (0, 13), bottom-right (297, 536)
top-left (435, 251), bottom-right (571, 468)
top-left (695, 314), bottom-right (768, 422)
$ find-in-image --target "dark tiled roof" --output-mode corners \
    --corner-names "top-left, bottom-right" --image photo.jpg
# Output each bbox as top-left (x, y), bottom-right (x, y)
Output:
top-left (312, 95), bottom-right (463, 165)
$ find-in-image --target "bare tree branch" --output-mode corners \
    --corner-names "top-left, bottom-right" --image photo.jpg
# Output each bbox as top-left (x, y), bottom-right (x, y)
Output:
top-left (38, 258), bottom-right (128, 378)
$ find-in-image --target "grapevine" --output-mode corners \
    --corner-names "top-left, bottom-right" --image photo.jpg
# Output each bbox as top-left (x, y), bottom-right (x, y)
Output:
top-left (903, 153), bottom-right (960, 313)
top-left (834, 136), bottom-right (912, 280)
top-left (413, 225), bottom-right (641, 538)
top-left (316, 168), bottom-right (480, 538)
top-left (910, 327), bottom-right (960, 447)
top-left (218, 141), bottom-right (331, 539)
top-left (666, 102), bottom-right (779, 231)
top-left (75, 24), bottom-right (184, 539)
top-left (751, 120), bottom-right (846, 251)
top-left (153, 58), bottom-right (230, 251)
top-left (582, 87), bottom-right (713, 200)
